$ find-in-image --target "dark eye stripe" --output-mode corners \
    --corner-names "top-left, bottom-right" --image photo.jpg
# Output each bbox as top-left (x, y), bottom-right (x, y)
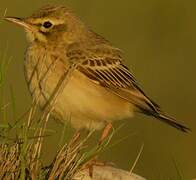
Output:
top-left (43, 21), bottom-right (52, 28)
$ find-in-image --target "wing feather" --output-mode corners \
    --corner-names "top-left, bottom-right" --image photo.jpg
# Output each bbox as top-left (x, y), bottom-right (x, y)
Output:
top-left (66, 45), bottom-right (159, 113)
top-left (65, 44), bottom-right (189, 132)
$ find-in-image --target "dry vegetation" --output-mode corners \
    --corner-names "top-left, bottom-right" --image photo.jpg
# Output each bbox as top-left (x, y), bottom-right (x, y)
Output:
top-left (0, 102), bottom-right (145, 180)
top-left (0, 101), bottom-right (115, 180)
top-left (0, 119), bottom-right (145, 180)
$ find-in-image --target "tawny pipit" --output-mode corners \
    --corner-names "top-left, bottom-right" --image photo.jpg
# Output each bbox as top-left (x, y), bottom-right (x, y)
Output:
top-left (4, 5), bottom-right (189, 132)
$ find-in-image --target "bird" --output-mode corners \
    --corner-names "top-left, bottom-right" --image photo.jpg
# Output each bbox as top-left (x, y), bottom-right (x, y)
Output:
top-left (4, 4), bottom-right (189, 134)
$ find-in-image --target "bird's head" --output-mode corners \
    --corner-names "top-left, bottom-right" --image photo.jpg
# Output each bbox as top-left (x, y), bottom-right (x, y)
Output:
top-left (4, 5), bottom-right (87, 44)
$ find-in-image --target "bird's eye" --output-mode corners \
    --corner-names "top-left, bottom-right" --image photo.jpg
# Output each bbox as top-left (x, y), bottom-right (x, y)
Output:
top-left (43, 21), bottom-right (53, 28)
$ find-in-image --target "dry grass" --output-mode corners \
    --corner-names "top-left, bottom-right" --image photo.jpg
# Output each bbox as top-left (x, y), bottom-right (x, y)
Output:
top-left (0, 102), bottom-right (113, 180)
top-left (0, 143), bottom-right (20, 179)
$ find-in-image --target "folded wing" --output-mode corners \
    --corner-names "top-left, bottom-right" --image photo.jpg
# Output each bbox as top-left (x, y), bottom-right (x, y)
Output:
top-left (66, 44), bottom-right (189, 132)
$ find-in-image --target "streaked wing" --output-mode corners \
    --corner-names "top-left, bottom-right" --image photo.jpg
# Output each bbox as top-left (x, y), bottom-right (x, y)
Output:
top-left (78, 55), bottom-right (136, 89)
top-left (66, 44), bottom-right (190, 132)
top-left (66, 45), bottom-right (160, 113)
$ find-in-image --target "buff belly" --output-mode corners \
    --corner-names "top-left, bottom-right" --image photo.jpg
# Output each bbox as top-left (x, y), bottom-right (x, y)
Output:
top-left (43, 69), bottom-right (134, 130)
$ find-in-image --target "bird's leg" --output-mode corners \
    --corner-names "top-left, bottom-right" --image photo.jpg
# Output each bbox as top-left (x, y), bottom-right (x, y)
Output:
top-left (99, 123), bottom-right (113, 144)
top-left (81, 123), bottom-right (113, 177)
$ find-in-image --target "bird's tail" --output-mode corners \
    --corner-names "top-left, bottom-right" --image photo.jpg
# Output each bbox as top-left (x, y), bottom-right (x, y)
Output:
top-left (153, 112), bottom-right (190, 133)
top-left (115, 80), bottom-right (190, 132)
top-left (137, 97), bottom-right (190, 133)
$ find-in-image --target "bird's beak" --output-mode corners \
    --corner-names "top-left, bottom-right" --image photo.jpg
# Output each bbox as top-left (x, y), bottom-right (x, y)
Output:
top-left (4, 17), bottom-right (34, 32)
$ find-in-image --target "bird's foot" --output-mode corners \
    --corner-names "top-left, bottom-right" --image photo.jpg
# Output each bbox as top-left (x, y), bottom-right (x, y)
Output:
top-left (82, 157), bottom-right (115, 177)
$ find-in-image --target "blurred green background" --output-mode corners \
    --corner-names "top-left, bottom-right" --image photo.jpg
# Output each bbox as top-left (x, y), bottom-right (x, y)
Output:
top-left (0, 0), bottom-right (196, 179)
